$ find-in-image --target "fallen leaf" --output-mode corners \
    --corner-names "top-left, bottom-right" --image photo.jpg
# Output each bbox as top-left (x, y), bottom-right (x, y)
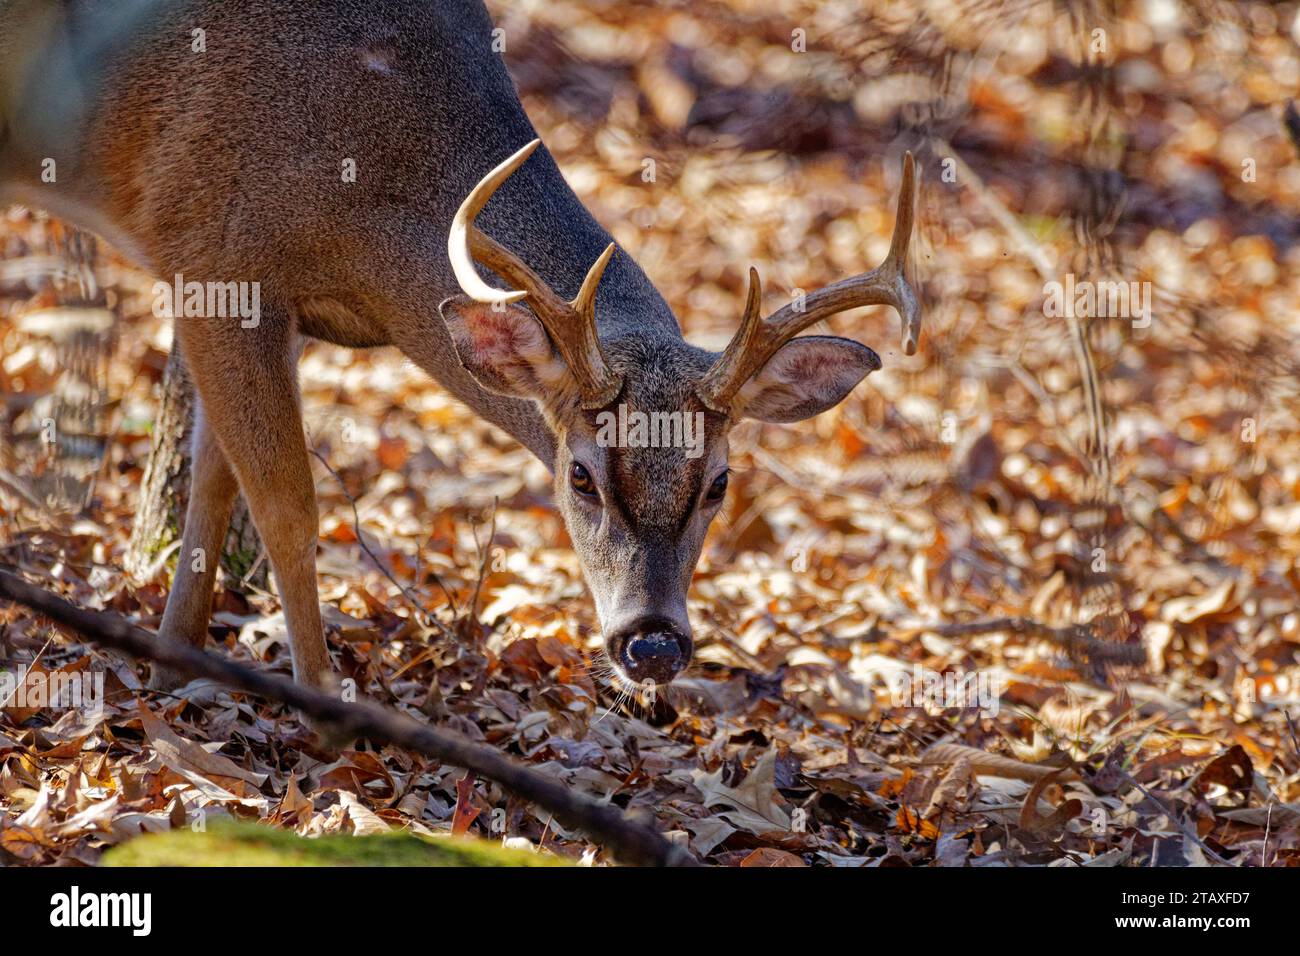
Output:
top-left (452, 773), bottom-right (482, 836)
top-left (693, 749), bottom-right (792, 835)
top-left (739, 847), bottom-right (805, 867)
top-left (138, 703), bottom-right (267, 787)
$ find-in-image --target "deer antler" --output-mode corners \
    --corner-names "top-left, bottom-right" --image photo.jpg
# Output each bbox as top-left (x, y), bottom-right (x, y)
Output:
top-left (448, 138), bottom-right (622, 408)
top-left (696, 151), bottom-right (921, 415)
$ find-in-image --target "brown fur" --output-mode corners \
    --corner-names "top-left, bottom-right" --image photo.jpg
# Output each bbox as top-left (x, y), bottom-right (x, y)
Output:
top-left (1, 0), bottom-right (883, 689)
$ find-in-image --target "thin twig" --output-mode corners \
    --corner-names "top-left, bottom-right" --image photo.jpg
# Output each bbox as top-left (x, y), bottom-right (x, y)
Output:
top-left (464, 498), bottom-right (498, 633)
top-left (1262, 800), bottom-right (1273, 868)
top-left (1116, 768), bottom-right (1232, 867)
top-left (308, 448), bottom-right (457, 636)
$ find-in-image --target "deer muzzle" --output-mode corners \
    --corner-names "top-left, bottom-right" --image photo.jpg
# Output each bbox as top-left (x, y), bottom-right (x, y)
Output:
top-left (608, 616), bottom-right (693, 686)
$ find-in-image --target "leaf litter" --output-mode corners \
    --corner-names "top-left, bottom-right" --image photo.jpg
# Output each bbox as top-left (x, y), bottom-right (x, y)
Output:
top-left (1, 0), bottom-right (1299, 865)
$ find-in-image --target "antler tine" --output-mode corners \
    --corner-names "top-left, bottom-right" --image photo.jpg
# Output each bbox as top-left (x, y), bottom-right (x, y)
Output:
top-left (695, 267), bottom-right (764, 413)
top-left (573, 242), bottom-right (616, 320)
top-left (448, 139), bottom-right (539, 306)
top-left (696, 152), bottom-right (920, 414)
top-left (448, 139), bottom-right (622, 408)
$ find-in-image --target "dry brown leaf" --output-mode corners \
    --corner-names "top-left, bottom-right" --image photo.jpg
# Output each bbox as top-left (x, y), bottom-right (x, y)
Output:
top-left (693, 749), bottom-right (792, 835)
top-left (138, 703), bottom-right (267, 788)
top-left (338, 790), bottom-right (390, 836)
top-left (451, 773), bottom-right (482, 836)
top-left (919, 743), bottom-right (1079, 783)
top-left (1017, 769), bottom-right (1083, 840)
top-left (1194, 745), bottom-right (1254, 798)
top-left (924, 754), bottom-right (972, 820)
top-left (1162, 579), bottom-right (1236, 623)
top-left (739, 847), bottom-right (805, 867)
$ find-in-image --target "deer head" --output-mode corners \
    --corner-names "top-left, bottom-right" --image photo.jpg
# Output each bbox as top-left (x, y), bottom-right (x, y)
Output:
top-left (439, 140), bottom-right (919, 691)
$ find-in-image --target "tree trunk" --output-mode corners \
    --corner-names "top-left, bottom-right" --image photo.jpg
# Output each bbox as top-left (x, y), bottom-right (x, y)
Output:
top-left (124, 347), bottom-right (191, 580)
top-left (124, 346), bottom-right (265, 588)
top-left (222, 488), bottom-right (266, 587)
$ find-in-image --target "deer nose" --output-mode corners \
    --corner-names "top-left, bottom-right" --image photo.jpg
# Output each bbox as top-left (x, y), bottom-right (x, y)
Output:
top-left (613, 617), bottom-right (692, 685)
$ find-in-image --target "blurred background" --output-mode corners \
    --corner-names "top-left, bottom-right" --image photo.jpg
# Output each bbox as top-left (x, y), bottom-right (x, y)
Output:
top-left (1, 0), bottom-right (1298, 865)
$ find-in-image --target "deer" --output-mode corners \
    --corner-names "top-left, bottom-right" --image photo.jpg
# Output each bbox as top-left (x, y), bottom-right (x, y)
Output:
top-left (0, 0), bottom-right (920, 697)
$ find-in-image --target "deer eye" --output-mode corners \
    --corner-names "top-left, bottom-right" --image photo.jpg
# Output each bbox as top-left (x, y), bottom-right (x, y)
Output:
top-left (570, 462), bottom-right (599, 499)
top-left (705, 470), bottom-right (729, 504)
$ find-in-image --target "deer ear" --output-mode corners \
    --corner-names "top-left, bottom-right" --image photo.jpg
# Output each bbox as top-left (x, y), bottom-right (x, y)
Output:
top-left (438, 296), bottom-right (572, 400)
top-left (733, 336), bottom-right (881, 423)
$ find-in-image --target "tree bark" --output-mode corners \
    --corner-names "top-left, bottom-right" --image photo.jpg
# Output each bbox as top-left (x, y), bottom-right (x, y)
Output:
top-left (124, 345), bottom-right (265, 588)
top-left (124, 346), bottom-right (191, 580)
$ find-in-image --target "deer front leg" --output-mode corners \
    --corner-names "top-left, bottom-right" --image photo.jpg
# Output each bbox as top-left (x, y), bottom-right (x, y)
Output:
top-left (174, 312), bottom-right (332, 689)
top-left (149, 399), bottom-right (240, 690)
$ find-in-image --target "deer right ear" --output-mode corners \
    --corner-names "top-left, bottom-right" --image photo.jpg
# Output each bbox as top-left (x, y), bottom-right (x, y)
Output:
top-left (438, 296), bottom-right (573, 400)
top-left (732, 335), bottom-right (881, 423)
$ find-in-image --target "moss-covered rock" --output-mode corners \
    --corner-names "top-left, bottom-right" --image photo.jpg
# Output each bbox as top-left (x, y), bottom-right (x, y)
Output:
top-left (102, 821), bottom-right (568, 867)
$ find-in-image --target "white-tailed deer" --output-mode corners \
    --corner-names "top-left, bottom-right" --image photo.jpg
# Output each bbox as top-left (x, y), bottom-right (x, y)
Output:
top-left (0, 1), bottom-right (920, 693)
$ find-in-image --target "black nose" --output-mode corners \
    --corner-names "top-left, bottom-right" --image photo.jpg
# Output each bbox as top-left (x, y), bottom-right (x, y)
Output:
top-left (612, 617), bottom-right (692, 685)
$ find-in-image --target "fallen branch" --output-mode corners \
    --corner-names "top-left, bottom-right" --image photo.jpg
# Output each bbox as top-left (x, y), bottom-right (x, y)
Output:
top-left (0, 568), bottom-right (695, 867)
top-left (900, 617), bottom-right (1146, 668)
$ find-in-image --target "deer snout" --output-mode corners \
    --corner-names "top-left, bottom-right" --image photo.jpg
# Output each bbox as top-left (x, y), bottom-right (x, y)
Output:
top-left (609, 616), bottom-right (692, 686)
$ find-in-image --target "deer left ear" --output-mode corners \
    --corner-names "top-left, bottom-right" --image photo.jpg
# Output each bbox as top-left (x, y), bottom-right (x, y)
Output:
top-left (438, 296), bottom-right (572, 400)
top-left (733, 335), bottom-right (881, 423)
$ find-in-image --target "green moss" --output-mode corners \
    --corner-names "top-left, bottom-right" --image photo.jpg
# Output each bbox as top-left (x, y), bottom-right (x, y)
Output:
top-left (102, 821), bottom-right (567, 867)
top-left (219, 543), bottom-right (259, 581)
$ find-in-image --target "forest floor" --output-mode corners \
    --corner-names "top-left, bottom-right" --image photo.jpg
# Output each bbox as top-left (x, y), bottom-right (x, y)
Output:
top-left (1, 0), bottom-right (1299, 866)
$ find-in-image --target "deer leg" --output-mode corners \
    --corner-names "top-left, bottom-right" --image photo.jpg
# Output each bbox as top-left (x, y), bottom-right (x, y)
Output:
top-left (174, 313), bottom-right (331, 688)
top-left (149, 399), bottom-right (240, 690)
